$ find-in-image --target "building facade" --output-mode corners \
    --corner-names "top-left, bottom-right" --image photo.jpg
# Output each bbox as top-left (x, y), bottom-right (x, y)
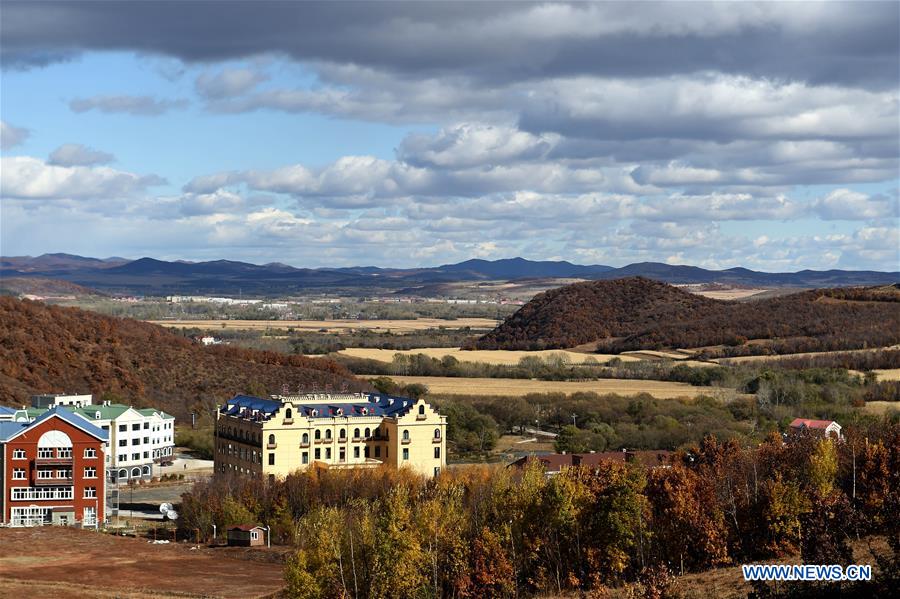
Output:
top-left (0, 408), bottom-right (107, 527)
top-left (13, 395), bottom-right (175, 482)
top-left (215, 393), bottom-right (446, 479)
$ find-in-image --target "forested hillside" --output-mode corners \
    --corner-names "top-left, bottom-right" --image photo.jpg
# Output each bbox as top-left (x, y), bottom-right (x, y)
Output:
top-left (0, 297), bottom-right (366, 418)
top-left (475, 278), bottom-right (900, 353)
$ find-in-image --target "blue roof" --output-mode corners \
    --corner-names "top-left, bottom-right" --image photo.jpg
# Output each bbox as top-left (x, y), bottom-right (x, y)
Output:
top-left (0, 407), bottom-right (108, 442)
top-left (220, 393), bottom-right (418, 420)
top-left (0, 406), bottom-right (17, 416)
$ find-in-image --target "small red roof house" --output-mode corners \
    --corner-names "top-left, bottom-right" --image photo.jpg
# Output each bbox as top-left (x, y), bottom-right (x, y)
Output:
top-left (789, 418), bottom-right (842, 440)
top-left (226, 524), bottom-right (267, 547)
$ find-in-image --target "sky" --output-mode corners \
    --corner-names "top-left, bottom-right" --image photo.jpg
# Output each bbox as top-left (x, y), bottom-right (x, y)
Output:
top-left (1, 1), bottom-right (898, 271)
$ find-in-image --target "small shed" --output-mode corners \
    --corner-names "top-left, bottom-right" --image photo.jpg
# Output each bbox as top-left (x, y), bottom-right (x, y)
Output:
top-left (789, 418), bottom-right (842, 440)
top-left (227, 524), bottom-right (266, 547)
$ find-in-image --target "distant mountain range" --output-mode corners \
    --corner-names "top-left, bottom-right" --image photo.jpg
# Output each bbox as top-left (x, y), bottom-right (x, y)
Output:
top-left (1, 253), bottom-right (896, 296)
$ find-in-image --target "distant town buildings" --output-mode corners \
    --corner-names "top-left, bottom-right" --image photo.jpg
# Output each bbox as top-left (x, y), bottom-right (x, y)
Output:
top-left (0, 408), bottom-right (107, 527)
top-left (215, 392), bottom-right (446, 479)
top-left (789, 418), bottom-right (842, 440)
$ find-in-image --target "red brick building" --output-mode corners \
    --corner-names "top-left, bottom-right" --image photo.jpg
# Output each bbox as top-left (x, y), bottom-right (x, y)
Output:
top-left (0, 408), bottom-right (108, 527)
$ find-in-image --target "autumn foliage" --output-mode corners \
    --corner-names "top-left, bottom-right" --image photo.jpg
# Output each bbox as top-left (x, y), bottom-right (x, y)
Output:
top-left (0, 297), bottom-right (366, 418)
top-left (179, 421), bottom-right (900, 597)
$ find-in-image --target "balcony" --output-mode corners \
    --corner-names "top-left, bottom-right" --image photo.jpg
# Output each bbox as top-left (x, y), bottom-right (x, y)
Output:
top-left (416, 414), bottom-right (427, 421)
top-left (266, 443), bottom-right (277, 450)
top-left (35, 456), bottom-right (74, 466)
top-left (35, 477), bottom-right (73, 486)
top-left (433, 437), bottom-right (442, 443)
top-left (352, 437), bottom-right (362, 442)
top-left (299, 442), bottom-right (311, 448)
top-left (401, 439), bottom-right (411, 445)
top-left (283, 418), bottom-right (294, 425)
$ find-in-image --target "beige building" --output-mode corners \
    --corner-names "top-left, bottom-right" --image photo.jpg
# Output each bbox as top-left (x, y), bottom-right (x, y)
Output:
top-left (215, 392), bottom-right (446, 479)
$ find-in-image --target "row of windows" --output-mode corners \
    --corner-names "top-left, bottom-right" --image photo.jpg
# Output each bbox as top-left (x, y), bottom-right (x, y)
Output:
top-left (265, 427), bottom-right (441, 446)
top-left (14, 448), bottom-right (97, 459)
top-left (10, 486), bottom-right (74, 500)
top-left (16, 467), bottom-right (97, 479)
top-left (259, 445), bottom-right (440, 467)
top-left (118, 422), bottom-right (173, 432)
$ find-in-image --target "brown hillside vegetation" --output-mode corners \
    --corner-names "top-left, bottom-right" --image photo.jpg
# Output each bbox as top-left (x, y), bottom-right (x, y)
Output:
top-left (475, 277), bottom-right (900, 353)
top-left (0, 297), bottom-right (367, 418)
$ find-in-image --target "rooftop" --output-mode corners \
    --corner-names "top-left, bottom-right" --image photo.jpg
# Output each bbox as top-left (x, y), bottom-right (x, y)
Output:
top-left (789, 418), bottom-right (838, 430)
top-left (220, 392), bottom-right (420, 421)
top-left (0, 407), bottom-right (109, 442)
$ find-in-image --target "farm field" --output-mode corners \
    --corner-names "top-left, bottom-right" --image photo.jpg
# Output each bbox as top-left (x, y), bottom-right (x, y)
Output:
top-left (373, 375), bottom-right (706, 398)
top-left (691, 288), bottom-right (771, 300)
top-left (714, 345), bottom-right (900, 364)
top-left (149, 317), bottom-right (499, 333)
top-left (863, 401), bottom-right (900, 415)
top-left (337, 346), bottom-right (641, 365)
top-left (0, 527), bottom-right (285, 598)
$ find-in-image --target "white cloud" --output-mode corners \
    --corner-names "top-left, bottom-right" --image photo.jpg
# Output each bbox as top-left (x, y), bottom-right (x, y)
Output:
top-left (814, 189), bottom-right (899, 221)
top-left (0, 156), bottom-right (164, 200)
top-left (0, 120), bottom-right (29, 150)
top-left (69, 95), bottom-right (188, 116)
top-left (48, 143), bottom-right (115, 167)
top-left (195, 67), bottom-right (268, 99)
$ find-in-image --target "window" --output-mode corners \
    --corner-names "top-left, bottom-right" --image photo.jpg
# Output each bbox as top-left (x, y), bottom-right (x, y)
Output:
top-left (302, 452), bottom-right (309, 465)
top-left (131, 438), bottom-right (139, 445)
top-left (12, 449), bottom-right (26, 459)
top-left (268, 434), bottom-right (276, 446)
top-left (314, 430), bottom-right (321, 440)
top-left (84, 448), bottom-right (96, 458)
top-left (37, 470), bottom-right (53, 479)
top-left (84, 487), bottom-right (97, 499)
top-left (354, 447), bottom-right (360, 459)
top-left (118, 454), bottom-right (127, 462)
top-left (364, 447), bottom-right (370, 458)
top-left (119, 424), bottom-right (127, 432)
top-left (38, 448), bottom-right (53, 459)
top-left (434, 447), bottom-right (441, 459)
top-left (434, 428), bottom-right (441, 439)
top-left (118, 439), bottom-right (127, 447)
top-left (314, 448), bottom-right (321, 460)
top-left (251, 530), bottom-right (259, 541)
top-left (58, 448), bottom-right (72, 458)
top-left (12, 468), bottom-right (25, 480)
top-left (402, 448), bottom-right (409, 460)
top-left (102, 425), bottom-right (109, 431)
top-left (84, 467), bottom-right (97, 478)
top-left (325, 448), bottom-right (332, 460)
top-left (434, 467), bottom-right (441, 477)
top-left (144, 422), bottom-right (149, 429)
top-left (302, 433), bottom-right (309, 445)
top-left (325, 430), bottom-right (332, 440)
top-left (339, 428), bottom-right (346, 439)
top-left (57, 469), bottom-right (72, 478)
top-left (132, 453), bottom-right (140, 460)
top-left (143, 437), bottom-right (149, 444)
top-left (353, 428), bottom-right (360, 439)
top-left (419, 405), bottom-right (425, 416)
top-left (339, 448), bottom-right (346, 462)
top-left (132, 423), bottom-right (140, 431)
top-left (143, 451), bottom-right (149, 459)
top-left (402, 430), bottom-right (410, 441)
top-left (285, 408), bottom-right (292, 419)
top-left (364, 428), bottom-right (370, 437)
top-left (374, 446), bottom-right (381, 458)
top-left (268, 453), bottom-right (275, 466)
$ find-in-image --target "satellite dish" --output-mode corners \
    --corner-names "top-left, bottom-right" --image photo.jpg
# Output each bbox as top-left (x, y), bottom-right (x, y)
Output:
top-left (166, 510), bottom-right (178, 520)
top-left (159, 502), bottom-right (173, 514)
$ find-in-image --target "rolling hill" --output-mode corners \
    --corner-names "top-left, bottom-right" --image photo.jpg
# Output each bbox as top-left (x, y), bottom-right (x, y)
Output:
top-left (0, 297), bottom-right (367, 418)
top-left (474, 278), bottom-right (900, 353)
top-left (1, 254), bottom-right (896, 295)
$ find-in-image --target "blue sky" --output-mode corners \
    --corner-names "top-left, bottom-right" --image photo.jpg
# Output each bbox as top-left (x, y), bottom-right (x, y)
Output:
top-left (1, 1), bottom-right (898, 271)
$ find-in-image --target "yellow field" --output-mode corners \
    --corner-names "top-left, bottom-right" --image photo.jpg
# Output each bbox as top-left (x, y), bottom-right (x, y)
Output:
top-left (863, 401), bottom-right (900, 415)
top-left (872, 369), bottom-right (900, 381)
top-left (715, 346), bottom-right (900, 364)
top-left (337, 347), bottom-right (641, 365)
top-left (149, 318), bottom-right (499, 333)
top-left (374, 375), bottom-right (704, 398)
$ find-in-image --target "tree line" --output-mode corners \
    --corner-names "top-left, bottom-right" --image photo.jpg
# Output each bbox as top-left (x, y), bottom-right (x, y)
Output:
top-left (178, 420), bottom-right (899, 598)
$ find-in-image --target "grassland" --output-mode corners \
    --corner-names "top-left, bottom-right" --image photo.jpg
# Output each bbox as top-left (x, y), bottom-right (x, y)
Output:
top-left (150, 317), bottom-right (499, 333)
top-left (337, 346), bottom-right (641, 365)
top-left (373, 374), bottom-right (708, 398)
top-left (715, 345), bottom-right (900, 364)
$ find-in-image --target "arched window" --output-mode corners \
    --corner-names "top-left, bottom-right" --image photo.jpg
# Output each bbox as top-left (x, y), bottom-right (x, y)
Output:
top-left (339, 428), bottom-right (346, 439)
top-left (403, 430), bottom-right (410, 441)
top-left (302, 433), bottom-right (309, 444)
top-left (118, 468), bottom-right (127, 480)
top-left (434, 428), bottom-right (441, 439)
top-left (268, 434), bottom-right (275, 445)
top-left (419, 405), bottom-right (425, 415)
top-left (325, 430), bottom-right (332, 439)
top-left (315, 429), bottom-right (321, 440)
top-left (354, 428), bottom-right (360, 439)
top-left (285, 408), bottom-right (292, 419)
top-left (131, 467), bottom-right (141, 478)
top-left (364, 428), bottom-right (371, 437)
